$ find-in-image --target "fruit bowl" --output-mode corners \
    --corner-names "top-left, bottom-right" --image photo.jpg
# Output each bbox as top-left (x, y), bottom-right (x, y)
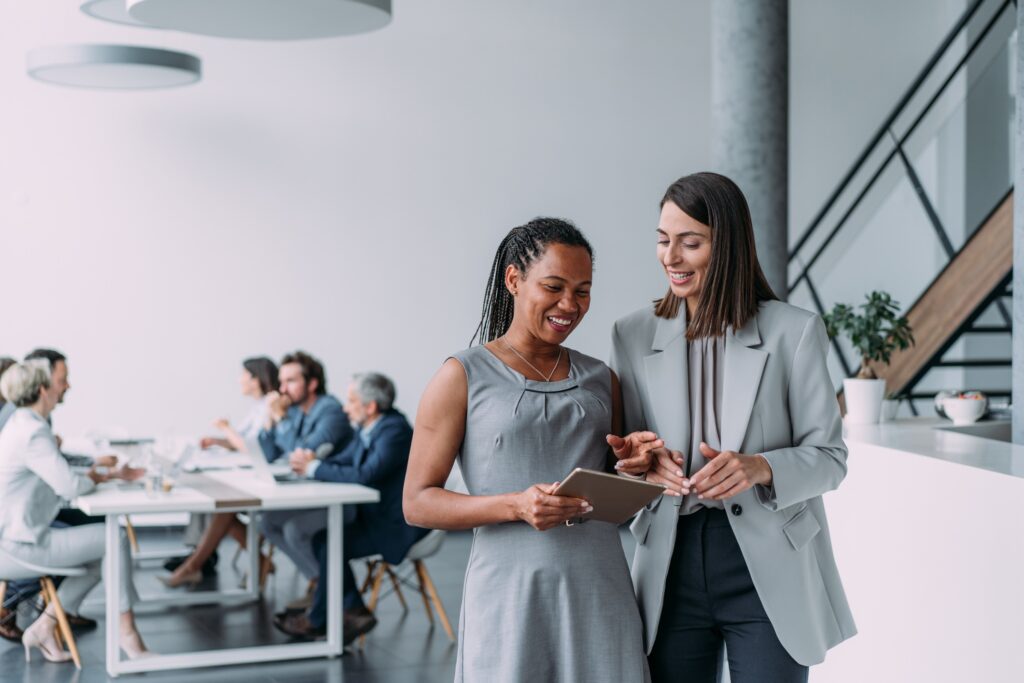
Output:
top-left (939, 392), bottom-right (988, 425)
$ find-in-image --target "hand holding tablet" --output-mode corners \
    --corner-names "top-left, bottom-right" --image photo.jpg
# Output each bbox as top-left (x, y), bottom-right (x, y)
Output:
top-left (552, 468), bottom-right (665, 524)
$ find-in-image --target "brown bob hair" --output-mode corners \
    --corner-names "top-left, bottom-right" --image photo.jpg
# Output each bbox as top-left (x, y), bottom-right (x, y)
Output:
top-left (654, 172), bottom-right (777, 339)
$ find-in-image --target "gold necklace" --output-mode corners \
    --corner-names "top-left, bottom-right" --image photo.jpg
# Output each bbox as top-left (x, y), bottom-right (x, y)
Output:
top-left (501, 338), bottom-right (563, 382)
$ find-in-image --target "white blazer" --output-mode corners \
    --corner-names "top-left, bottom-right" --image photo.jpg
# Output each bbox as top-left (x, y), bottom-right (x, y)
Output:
top-left (0, 408), bottom-right (95, 544)
top-left (611, 299), bottom-right (856, 666)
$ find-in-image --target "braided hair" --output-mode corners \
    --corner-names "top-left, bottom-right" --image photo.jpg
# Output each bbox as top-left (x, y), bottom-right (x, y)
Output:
top-left (470, 217), bottom-right (594, 346)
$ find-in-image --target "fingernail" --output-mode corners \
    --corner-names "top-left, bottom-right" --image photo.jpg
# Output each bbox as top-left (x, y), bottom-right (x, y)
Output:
top-left (697, 495), bottom-right (704, 500)
top-left (614, 462), bottom-right (624, 469)
top-left (676, 470), bottom-right (683, 477)
top-left (584, 505), bottom-right (593, 513)
top-left (682, 479), bottom-right (690, 486)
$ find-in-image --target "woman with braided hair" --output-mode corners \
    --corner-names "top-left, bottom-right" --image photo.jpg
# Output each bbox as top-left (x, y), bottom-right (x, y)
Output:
top-left (404, 218), bottom-right (653, 682)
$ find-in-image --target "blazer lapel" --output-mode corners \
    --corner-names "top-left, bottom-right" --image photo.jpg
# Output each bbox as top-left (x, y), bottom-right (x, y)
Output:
top-left (721, 313), bottom-right (768, 452)
top-left (643, 314), bottom-right (689, 507)
top-left (354, 432), bottom-right (371, 468)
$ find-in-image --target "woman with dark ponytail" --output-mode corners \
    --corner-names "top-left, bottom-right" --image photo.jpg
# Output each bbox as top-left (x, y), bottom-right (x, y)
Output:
top-left (404, 218), bottom-right (652, 682)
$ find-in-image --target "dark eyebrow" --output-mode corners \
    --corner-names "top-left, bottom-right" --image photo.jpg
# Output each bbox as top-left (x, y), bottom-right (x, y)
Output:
top-left (540, 275), bottom-right (593, 286)
top-left (656, 228), bottom-right (707, 239)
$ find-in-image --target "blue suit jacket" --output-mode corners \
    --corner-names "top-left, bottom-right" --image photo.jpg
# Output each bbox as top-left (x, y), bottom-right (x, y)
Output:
top-left (257, 394), bottom-right (354, 463)
top-left (312, 409), bottom-right (426, 564)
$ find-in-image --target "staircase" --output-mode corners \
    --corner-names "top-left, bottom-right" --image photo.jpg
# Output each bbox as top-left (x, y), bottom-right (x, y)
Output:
top-left (867, 192), bottom-right (1012, 405)
top-left (787, 0), bottom-right (1016, 415)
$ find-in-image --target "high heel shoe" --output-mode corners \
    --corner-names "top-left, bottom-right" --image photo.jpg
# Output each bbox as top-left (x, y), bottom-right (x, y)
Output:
top-left (22, 614), bottom-right (71, 663)
top-left (119, 630), bottom-right (155, 660)
top-left (238, 553), bottom-right (276, 590)
top-left (156, 569), bottom-right (202, 588)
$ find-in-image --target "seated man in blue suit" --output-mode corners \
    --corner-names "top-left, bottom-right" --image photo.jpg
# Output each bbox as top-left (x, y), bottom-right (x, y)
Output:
top-left (273, 372), bottom-right (428, 644)
top-left (259, 351), bottom-right (354, 604)
top-left (257, 350), bottom-right (353, 464)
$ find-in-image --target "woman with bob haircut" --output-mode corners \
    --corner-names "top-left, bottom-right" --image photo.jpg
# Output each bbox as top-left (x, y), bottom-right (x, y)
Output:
top-left (404, 217), bottom-right (653, 683)
top-left (0, 360), bottom-right (151, 662)
top-left (610, 172), bottom-right (856, 682)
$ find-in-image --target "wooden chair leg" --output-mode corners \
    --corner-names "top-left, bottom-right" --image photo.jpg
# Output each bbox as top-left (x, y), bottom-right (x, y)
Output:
top-left (413, 561), bottom-right (434, 624)
top-left (383, 564), bottom-right (407, 611)
top-left (41, 578), bottom-right (81, 670)
top-left (417, 561), bottom-right (454, 642)
top-left (124, 517), bottom-right (140, 555)
top-left (360, 564), bottom-right (386, 648)
top-left (359, 560), bottom-right (377, 594)
top-left (37, 583), bottom-right (63, 649)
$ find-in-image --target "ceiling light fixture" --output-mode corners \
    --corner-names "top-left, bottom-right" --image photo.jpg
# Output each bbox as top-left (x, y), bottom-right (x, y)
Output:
top-left (26, 45), bottom-right (201, 89)
top-left (125, 0), bottom-right (392, 40)
top-left (80, 0), bottom-right (154, 29)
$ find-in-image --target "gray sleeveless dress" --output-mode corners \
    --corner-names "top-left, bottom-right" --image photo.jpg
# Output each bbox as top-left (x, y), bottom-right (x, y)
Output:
top-left (451, 345), bottom-right (650, 683)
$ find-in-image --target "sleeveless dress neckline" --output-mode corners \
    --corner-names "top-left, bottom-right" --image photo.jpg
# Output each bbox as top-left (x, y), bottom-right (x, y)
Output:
top-left (479, 345), bottom-right (580, 393)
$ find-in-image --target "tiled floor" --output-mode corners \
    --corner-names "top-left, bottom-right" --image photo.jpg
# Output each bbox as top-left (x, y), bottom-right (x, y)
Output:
top-left (0, 526), bottom-right (476, 683)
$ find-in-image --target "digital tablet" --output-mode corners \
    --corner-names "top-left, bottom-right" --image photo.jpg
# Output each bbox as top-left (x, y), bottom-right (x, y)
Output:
top-left (552, 468), bottom-right (665, 525)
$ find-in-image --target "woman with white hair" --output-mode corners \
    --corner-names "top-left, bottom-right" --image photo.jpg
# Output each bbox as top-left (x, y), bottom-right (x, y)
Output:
top-left (0, 360), bottom-right (151, 662)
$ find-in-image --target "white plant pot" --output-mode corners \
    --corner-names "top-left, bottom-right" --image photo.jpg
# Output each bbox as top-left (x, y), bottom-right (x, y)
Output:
top-left (844, 378), bottom-right (886, 425)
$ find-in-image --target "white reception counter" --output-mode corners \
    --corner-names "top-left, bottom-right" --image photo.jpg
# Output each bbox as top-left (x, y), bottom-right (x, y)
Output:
top-left (813, 417), bottom-right (1024, 683)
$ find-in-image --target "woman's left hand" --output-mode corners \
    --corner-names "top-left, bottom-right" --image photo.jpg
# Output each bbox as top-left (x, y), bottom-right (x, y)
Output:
top-left (690, 442), bottom-right (772, 501)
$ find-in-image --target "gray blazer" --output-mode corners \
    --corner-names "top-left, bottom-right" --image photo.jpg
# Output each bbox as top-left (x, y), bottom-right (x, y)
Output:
top-left (611, 299), bottom-right (856, 666)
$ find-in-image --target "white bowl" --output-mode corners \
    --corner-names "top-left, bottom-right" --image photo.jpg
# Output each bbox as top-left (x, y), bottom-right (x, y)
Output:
top-left (941, 397), bottom-right (986, 425)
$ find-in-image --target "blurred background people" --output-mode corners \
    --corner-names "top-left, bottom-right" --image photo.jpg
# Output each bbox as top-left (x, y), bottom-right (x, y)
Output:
top-left (257, 351), bottom-right (354, 611)
top-left (275, 373), bottom-right (427, 644)
top-left (161, 357), bottom-right (280, 587)
top-left (0, 360), bottom-right (150, 661)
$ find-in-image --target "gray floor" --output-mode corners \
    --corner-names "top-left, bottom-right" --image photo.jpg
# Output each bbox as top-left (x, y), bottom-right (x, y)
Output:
top-left (0, 526), bottom-right (477, 683)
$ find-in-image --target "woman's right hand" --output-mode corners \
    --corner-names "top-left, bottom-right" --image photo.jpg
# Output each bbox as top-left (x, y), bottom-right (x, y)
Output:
top-left (646, 448), bottom-right (691, 497)
top-left (513, 483), bottom-right (592, 531)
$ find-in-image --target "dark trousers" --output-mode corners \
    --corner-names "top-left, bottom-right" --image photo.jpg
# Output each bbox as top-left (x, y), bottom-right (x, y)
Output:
top-left (306, 518), bottom-right (379, 628)
top-left (649, 508), bottom-right (808, 683)
top-left (3, 508), bottom-right (105, 609)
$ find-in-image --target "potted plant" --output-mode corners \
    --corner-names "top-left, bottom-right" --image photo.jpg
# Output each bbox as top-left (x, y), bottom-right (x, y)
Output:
top-left (823, 291), bottom-right (915, 425)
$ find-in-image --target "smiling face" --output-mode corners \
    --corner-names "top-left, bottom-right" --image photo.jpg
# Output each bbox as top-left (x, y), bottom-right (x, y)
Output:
top-left (657, 200), bottom-right (713, 314)
top-left (506, 243), bottom-right (593, 345)
top-left (49, 360), bottom-right (70, 404)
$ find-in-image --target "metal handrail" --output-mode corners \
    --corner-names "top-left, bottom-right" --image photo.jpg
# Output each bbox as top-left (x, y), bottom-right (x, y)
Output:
top-left (788, 0), bottom-right (996, 262)
top-left (790, 0), bottom-right (1013, 289)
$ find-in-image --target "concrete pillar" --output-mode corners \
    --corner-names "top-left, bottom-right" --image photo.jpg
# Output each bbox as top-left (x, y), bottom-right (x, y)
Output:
top-left (711, 0), bottom-right (789, 298)
top-left (1014, 2), bottom-right (1024, 444)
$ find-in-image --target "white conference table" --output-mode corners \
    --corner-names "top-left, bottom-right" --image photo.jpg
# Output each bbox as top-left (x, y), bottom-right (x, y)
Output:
top-left (73, 465), bottom-right (379, 678)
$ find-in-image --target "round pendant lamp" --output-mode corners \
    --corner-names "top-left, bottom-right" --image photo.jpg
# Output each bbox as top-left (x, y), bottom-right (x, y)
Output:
top-left (27, 45), bottom-right (201, 89)
top-left (80, 0), bottom-right (153, 29)
top-left (126, 0), bottom-right (392, 40)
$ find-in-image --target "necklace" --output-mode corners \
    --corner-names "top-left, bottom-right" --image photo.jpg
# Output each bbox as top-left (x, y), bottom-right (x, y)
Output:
top-left (501, 338), bottom-right (564, 382)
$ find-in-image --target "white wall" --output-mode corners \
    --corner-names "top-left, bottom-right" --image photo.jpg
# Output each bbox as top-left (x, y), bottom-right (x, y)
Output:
top-left (1, 0), bottom-right (959, 439)
top-left (0, 0), bottom-right (711, 437)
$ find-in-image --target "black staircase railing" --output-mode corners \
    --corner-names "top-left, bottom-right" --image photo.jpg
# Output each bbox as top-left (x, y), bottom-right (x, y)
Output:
top-left (787, 0), bottom-right (1016, 395)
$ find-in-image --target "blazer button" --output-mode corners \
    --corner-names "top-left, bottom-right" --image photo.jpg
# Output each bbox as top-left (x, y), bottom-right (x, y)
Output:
top-left (731, 504), bottom-right (742, 516)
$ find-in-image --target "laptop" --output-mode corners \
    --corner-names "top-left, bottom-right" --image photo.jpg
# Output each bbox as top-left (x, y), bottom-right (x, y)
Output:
top-left (249, 443), bottom-right (333, 485)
